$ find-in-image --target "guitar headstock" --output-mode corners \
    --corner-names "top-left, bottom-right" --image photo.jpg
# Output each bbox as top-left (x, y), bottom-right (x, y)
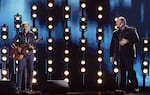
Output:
top-left (36, 37), bottom-right (44, 43)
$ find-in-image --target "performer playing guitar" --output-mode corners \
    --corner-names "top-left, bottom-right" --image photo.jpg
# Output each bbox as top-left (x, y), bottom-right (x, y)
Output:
top-left (11, 22), bottom-right (37, 94)
top-left (10, 38), bottom-right (43, 60)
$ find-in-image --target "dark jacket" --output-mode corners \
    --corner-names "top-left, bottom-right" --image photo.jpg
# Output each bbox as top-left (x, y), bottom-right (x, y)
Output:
top-left (12, 31), bottom-right (36, 46)
top-left (110, 26), bottom-right (139, 60)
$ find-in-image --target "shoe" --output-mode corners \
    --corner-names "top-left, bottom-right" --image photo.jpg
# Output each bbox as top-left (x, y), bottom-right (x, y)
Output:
top-left (133, 88), bottom-right (139, 93)
top-left (26, 88), bottom-right (32, 94)
top-left (115, 89), bottom-right (126, 94)
top-left (16, 87), bottom-right (21, 94)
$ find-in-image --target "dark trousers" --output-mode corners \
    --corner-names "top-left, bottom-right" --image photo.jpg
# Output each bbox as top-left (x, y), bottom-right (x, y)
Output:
top-left (119, 56), bottom-right (138, 91)
top-left (17, 51), bottom-right (34, 89)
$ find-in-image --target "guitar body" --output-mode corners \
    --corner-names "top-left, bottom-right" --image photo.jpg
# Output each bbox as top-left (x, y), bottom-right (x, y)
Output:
top-left (10, 37), bottom-right (43, 60)
top-left (10, 44), bottom-right (28, 60)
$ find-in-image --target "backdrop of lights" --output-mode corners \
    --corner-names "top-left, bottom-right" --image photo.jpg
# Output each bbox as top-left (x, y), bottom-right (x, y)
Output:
top-left (0, 0), bottom-right (150, 91)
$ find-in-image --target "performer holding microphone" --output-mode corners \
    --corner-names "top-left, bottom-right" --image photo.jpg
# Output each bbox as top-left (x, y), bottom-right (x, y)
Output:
top-left (110, 16), bottom-right (139, 92)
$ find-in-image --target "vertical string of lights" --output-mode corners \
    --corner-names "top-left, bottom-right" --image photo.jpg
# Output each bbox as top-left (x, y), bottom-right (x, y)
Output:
top-left (80, 0), bottom-right (87, 87)
top-left (142, 38), bottom-right (149, 87)
top-left (14, 13), bottom-right (22, 33)
top-left (112, 17), bottom-right (120, 89)
top-left (0, 24), bottom-right (9, 80)
top-left (63, 0), bottom-right (71, 83)
top-left (13, 13), bottom-right (22, 83)
top-left (47, 0), bottom-right (54, 80)
top-left (96, 4), bottom-right (103, 85)
top-left (31, 3), bottom-right (38, 84)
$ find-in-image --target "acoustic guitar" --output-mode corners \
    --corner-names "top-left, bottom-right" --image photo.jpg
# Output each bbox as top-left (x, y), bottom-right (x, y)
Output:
top-left (10, 38), bottom-right (43, 60)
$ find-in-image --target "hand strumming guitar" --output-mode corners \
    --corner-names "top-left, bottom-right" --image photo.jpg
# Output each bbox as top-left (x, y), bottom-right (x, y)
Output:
top-left (12, 43), bottom-right (22, 53)
top-left (28, 44), bottom-right (35, 50)
top-left (17, 47), bottom-right (22, 53)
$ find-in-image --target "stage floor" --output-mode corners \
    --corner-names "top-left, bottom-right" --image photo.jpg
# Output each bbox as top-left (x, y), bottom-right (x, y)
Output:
top-left (15, 91), bottom-right (150, 95)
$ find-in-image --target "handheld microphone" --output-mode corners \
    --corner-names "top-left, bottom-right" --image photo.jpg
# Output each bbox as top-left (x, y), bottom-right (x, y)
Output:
top-left (119, 23), bottom-right (123, 28)
top-left (117, 23), bottom-right (123, 29)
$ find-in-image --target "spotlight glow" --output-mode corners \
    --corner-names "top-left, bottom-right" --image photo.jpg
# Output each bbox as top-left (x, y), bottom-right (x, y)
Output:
top-left (65, 6), bottom-right (70, 11)
top-left (48, 2), bottom-right (53, 8)
top-left (113, 67), bottom-right (119, 73)
top-left (65, 35), bottom-right (70, 40)
top-left (98, 50), bottom-right (102, 54)
top-left (48, 46), bottom-right (53, 51)
top-left (81, 17), bottom-right (86, 22)
top-left (81, 67), bottom-right (86, 73)
top-left (48, 67), bottom-right (53, 72)
top-left (64, 57), bottom-right (69, 62)
top-left (64, 78), bottom-right (69, 83)
top-left (64, 70), bottom-right (69, 76)
top-left (34, 57), bottom-right (37, 61)
top-left (81, 3), bottom-right (86, 9)
top-left (98, 36), bottom-right (103, 41)
top-left (2, 56), bottom-right (7, 62)
top-left (2, 27), bottom-right (7, 31)
top-left (2, 77), bottom-right (8, 81)
top-left (81, 25), bottom-right (86, 30)
top-left (65, 28), bottom-right (70, 33)
top-left (98, 14), bottom-right (103, 19)
top-left (48, 59), bottom-right (53, 65)
top-left (81, 39), bottom-right (86, 43)
top-left (48, 24), bottom-right (53, 29)
top-left (143, 68), bottom-right (148, 74)
top-left (98, 6), bottom-right (103, 11)
top-left (97, 78), bottom-right (103, 84)
top-left (2, 70), bottom-right (7, 75)
top-left (48, 38), bottom-right (53, 43)
top-left (98, 28), bottom-right (102, 32)
top-left (16, 24), bottom-right (21, 28)
top-left (64, 49), bottom-right (69, 54)
top-left (32, 27), bottom-right (37, 32)
top-left (143, 47), bottom-right (148, 52)
top-left (15, 15), bottom-right (21, 21)
top-left (48, 16), bottom-right (53, 21)
top-left (65, 14), bottom-right (70, 19)
top-left (2, 35), bottom-right (7, 40)
top-left (32, 78), bottom-right (37, 83)
top-left (144, 39), bottom-right (148, 44)
top-left (143, 61), bottom-right (148, 66)
top-left (32, 5), bottom-right (38, 10)
top-left (33, 49), bottom-right (37, 54)
top-left (33, 71), bottom-right (37, 76)
top-left (98, 57), bottom-right (103, 62)
top-left (81, 46), bottom-right (86, 51)
top-left (32, 13), bottom-right (37, 18)
top-left (97, 71), bottom-right (102, 77)
top-left (1, 48), bottom-right (7, 54)
top-left (81, 60), bottom-right (86, 65)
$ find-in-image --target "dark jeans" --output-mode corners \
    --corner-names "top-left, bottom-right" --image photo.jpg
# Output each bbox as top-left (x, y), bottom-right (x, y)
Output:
top-left (17, 51), bottom-right (34, 89)
top-left (119, 56), bottom-right (138, 91)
